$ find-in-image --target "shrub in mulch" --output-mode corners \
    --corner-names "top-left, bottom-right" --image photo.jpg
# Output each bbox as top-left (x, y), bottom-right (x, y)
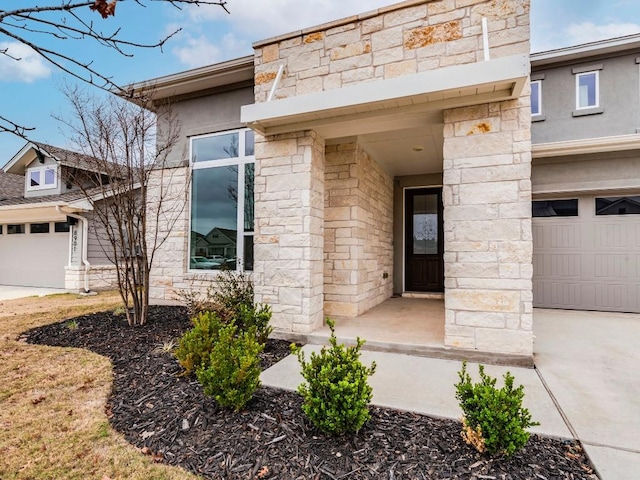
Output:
top-left (25, 306), bottom-right (598, 480)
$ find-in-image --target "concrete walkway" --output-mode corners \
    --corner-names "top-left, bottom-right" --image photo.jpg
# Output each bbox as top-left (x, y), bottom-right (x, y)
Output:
top-left (0, 285), bottom-right (68, 301)
top-left (262, 308), bottom-right (640, 480)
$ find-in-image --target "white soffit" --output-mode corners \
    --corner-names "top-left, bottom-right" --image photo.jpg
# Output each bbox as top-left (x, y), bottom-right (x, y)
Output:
top-left (242, 54), bottom-right (529, 136)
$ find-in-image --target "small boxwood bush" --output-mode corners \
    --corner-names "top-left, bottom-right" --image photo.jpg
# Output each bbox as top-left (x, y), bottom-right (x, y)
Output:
top-left (292, 318), bottom-right (376, 435)
top-left (455, 362), bottom-right (539, 457)
top-left (196, 322), bottom-right (263, 412)
top-left (174, 311), bottom-right (224, 376)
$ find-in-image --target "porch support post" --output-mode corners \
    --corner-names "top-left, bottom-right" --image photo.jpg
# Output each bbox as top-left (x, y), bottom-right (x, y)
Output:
top-left (442, 93), bottom-right (534, 357)
top-left (253, 130), bottom-right (325, 333)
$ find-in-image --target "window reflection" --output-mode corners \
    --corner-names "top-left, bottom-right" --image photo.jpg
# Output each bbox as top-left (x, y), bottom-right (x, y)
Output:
top-left (192, 132), bottom-right (239, 163)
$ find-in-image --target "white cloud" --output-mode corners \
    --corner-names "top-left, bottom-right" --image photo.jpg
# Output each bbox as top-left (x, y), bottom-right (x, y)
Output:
top-left (186, 0), bottom-right (394, 41)
top-left (0, 42), bottom-right (51, 82)
top-left (562, 21), bottom-right (640, 46)
top-left (173, 32), bottom-right (249, 68)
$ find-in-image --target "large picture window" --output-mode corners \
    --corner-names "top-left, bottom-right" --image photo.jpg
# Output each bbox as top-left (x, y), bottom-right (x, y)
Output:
top-left (189, 129), bottom-right (255, 272)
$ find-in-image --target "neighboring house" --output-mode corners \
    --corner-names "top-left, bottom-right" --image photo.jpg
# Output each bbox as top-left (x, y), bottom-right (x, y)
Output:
top-left (530, 35), bottom-right (640, 315)
top-left (0, 142), bottom-right (118, 291)
top-left (130, 0), bottom-right (639, 361)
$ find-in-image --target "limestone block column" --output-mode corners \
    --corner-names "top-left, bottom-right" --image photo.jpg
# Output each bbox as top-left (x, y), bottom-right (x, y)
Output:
top-left (254, 130), bottom-right (325, 333)
top-left (442, 93), bottom-right (533, 357)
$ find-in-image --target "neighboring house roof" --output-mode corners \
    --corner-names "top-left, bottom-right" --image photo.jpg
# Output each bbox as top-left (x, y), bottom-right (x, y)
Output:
top-left (3, 141), bottom-right (115, 177)
top-left (0, 187), bottom-right (87, 207)
top-left (0, 170), bottom-right (24, 200)
top-left (532, 32), bottom-right (640, 67)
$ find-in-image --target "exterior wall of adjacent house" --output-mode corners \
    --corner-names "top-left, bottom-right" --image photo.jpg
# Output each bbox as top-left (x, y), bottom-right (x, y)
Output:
top-left (251, 0), bottom-right (534, 354)
top-left (23, 156), bottom-right (62, 198)
top-left (532, 52), bottom-right (640, 144)
top-left (324, 142), bottom-right (394, 317)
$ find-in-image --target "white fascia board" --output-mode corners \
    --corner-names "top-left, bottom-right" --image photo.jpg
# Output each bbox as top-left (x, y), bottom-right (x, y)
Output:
top-left (0, 202), bottom-right (71, 223)
top-left (2, 142), bottom-right (39, 173)
top-left (533, 134), bottom-right (640, 158)
top-left (241, 54), bottom-right (529, 129)
top-left (532, 33), bottom-right (640, 67)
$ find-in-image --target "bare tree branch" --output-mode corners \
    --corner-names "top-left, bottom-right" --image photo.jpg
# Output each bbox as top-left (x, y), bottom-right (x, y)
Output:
top-left (0, 0), bottom-right (228, 136)
top-left (55, 85), bottom-right (188, 326)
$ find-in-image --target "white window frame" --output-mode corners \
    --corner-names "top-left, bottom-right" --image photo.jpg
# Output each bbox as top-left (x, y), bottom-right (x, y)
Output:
top-left (575, 71), bottom-right (599, 110)
top-left (531, 79), bottom-right (542, 116)
top-left (26, 165), bottom-right (58, 191)
top-left (188, 128), bottom-right (255, 274)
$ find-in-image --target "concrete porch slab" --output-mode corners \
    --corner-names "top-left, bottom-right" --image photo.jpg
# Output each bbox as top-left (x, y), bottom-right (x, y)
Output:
top-left (261, 345), bottom-right (571, 440)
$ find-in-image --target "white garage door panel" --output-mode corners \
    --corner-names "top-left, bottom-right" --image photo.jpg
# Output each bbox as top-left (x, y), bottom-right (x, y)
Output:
top-left (0, 233), bottom-right (68, 288)
top-left (533, 195), bottom-right (640, 313)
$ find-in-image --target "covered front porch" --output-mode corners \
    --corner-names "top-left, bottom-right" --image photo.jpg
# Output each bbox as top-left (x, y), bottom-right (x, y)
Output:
top-left (281, 296), bottom-right (534, 367)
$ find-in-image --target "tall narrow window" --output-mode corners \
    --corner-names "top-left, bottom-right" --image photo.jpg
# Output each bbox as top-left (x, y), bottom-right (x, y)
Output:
top-left (189, 129), bottom-right (255, 272)
top-left (576, 71), bottom-right (598, 109)
top-left (531, 80), bottom-right (542, 116)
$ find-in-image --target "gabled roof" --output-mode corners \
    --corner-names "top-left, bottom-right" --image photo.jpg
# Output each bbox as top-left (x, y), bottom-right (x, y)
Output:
top-left (3, 141), bottom-right (104, 176)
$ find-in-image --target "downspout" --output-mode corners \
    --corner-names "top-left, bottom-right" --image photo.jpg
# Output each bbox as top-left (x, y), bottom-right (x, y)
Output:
top-left (57, 206), bottom-right (91, 293)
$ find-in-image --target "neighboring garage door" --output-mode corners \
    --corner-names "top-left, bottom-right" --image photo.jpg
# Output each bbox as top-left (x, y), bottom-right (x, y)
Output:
top-left (0, 223), bottom-right (69, 288)
top-left (533, 194), bottom-right (640, 313)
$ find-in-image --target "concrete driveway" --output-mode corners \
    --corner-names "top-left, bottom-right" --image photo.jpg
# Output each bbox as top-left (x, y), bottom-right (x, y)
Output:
top-left (534, 309), bottom-right (640, 479)
top-left (0, 285), bottom-right (68, 301)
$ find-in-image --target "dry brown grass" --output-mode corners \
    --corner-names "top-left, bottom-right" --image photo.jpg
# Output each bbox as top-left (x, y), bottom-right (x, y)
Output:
top-left (0, 292), bottom-right (200, 480)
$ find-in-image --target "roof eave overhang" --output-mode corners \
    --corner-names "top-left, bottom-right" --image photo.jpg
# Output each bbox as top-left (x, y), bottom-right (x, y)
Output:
top-left (0, 201), bottom-right (90, 223)
top-left (125, 55), bottom-right (255, 104)
top-left (533, 134), bottom-right (640, 158)
top-left (531, 34), bottom-right (640, 68)
top-left (241, 54), bottom-right (530, 137)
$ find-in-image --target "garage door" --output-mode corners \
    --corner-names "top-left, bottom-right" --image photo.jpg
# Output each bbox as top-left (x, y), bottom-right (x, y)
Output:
top-left (0, 222), bottom-right (69, 288)
top-left (533, 194), bottom-right (640, 313)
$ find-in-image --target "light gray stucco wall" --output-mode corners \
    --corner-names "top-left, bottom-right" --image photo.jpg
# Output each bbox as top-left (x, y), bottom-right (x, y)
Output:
top-left (532, 52), bottom-right (640, 144)
top-left (392, 172), bottom-right (443, 294)
top-left (162, 84), bottom-right (254, 168)
top-left (532, 150), bottom-right (640, 195)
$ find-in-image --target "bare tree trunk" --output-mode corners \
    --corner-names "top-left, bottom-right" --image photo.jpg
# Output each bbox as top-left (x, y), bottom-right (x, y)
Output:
top-left (58, 86), bottom-right (187, 326)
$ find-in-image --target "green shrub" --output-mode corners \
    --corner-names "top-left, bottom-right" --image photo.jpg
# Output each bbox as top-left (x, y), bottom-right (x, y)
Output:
top-left (177, 270), bottom-right (273, 345)
top-left (196, 322), bottom-right (263, 412)
top-left (174, 311), bottom-right (224, 376)
top-left (292, 318), bottom-right (376, 435)
top-left (455, 362), bottom-right (539, 457)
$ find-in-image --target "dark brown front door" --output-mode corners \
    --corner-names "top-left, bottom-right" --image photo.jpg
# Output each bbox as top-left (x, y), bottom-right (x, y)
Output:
top-left (405, 188), bottom-right (444, 292)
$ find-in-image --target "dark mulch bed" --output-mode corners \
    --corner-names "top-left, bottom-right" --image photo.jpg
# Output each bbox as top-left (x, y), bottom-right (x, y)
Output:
top-left (25, 306), bottom-right (598, 480)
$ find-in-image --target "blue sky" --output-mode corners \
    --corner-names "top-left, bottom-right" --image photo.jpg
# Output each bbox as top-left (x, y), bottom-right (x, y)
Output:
top-left (2, 0), bottom-right (640, 165)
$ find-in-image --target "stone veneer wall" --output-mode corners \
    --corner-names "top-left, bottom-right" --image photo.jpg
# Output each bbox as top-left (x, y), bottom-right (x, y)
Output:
top-left (442, 95), bottom-right (533, 356)
top-left (324, 143), bottom-right (394, 317)
top-left (65, 264), bottom-right (119, 292)
top-left (253, 131), bottom-right (326, 333)
top-left (253, 0), bottom-right (530, 100)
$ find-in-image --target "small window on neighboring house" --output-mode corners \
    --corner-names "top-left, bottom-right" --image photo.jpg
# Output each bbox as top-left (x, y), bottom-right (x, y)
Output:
top-left (576, 71), bottom-right (598, 109)
top-left (7, 224), bottom-right (25, 234)
top-left (27, 166), bottom-right (58, 191)
top-left (30, 223), bottom-right (50, 234)
top-left (596, 196), bottom-right (640, 215)
top-left (531, 80), bottom-right (542, 116)
top-left (54, 222), bottom-right (70, 233)
top-left (532, 199), bottom-right (579, 217)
